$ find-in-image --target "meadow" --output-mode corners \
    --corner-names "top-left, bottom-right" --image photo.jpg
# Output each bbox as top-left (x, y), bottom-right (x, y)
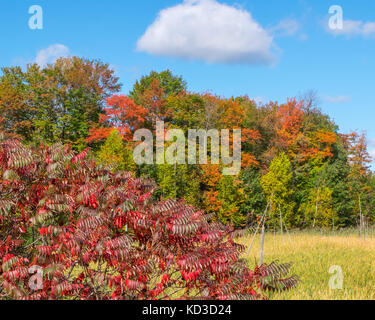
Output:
top-left (241, 229), bottom-right (375, 300)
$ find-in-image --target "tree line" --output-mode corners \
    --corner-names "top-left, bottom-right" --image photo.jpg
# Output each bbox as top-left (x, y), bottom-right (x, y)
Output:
top-left (1, 56), bottom-right (373, 229)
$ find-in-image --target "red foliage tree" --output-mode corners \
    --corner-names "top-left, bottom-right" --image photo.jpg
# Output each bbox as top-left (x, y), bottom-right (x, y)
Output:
top-left (0, 134), bottom-right (297, 300)
top-left (87, 95), bottom-right (147, 143)
top-left (276, 98), bottom-right (304, 150)
top-left (136, 79), bottom-right (170, 123)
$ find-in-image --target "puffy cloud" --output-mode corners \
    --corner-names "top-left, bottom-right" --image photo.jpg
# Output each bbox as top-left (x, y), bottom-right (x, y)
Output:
top-left (327, 19), bottom-right (375, 37)
top-left (35, 44), bottom-right (70, 67)
top-left (324, 95), bottom-right (351, 104)
top-left (137, 0), bottom-right (275, 65)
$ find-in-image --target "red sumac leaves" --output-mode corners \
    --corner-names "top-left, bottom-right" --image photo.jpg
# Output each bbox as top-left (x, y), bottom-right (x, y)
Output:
top-left (0, 137), bottom-right (298, 300)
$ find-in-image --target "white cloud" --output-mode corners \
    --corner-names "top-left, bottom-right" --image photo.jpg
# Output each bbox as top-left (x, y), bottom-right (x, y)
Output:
top-left (269, 19), bottom-right (300, 37)
top-left (327, 20), bottom-right (375, 37)
top-left (324, 95), bottom-right (351, 104)
top-left (368, 140), bottom-right (375, 165)
top-left (137, 0), bottom-right (275, 65)
top-left (253, 96), bottom-right (267, 105)
top-left (35, 44), bottom-right (70, 67)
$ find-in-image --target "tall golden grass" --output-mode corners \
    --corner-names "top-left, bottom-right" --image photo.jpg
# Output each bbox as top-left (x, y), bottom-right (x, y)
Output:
top-left (240, 229), bottom-right (375, 300)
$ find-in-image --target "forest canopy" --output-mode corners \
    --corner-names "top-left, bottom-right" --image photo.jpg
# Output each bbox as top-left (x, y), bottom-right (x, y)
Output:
top-left (0, 57), bottom-right (374, 229)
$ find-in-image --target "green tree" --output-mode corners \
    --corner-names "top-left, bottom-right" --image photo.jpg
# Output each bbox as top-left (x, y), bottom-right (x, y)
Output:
top-left (0, 57), bottom-right (120, 149)
top-left (261, 152), bottom-right (294, 228)
top-left (165, 93), bottom-right (205, 130)
top-left (156, 163), bottom-right (201, 208)
top-left (97, 129), bottom-right (135, 172)
top-left (320, 143), bottom-right (355, 227)
top-left (240, 168), bottom-right (267, 224)
top-left (129, 69), bottom-right (186, 101)
top-left (217, 175), bottom-right (244, 227)
top-left (301, 185), bottom-right (336, 228)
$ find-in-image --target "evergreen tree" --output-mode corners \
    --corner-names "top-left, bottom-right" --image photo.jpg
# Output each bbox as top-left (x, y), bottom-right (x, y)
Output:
top-left (240, 168), bottom-right (267, 224)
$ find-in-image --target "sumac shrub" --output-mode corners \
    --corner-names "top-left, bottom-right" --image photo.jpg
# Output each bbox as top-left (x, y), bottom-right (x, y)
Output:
top-left (0, 134), bottom-right (298, 300)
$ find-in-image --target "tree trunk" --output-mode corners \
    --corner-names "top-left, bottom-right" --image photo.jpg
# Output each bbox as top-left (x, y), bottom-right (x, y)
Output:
top-left (313, 188), bottom-right (319, 228)
top-left (246, 200), bottom-right (270, 256)
top-left (359, 194), bottom-right (362, 239)
top-left (259, 222), bottom-right (265, 266)
top-left (279, 204), bottom-right (283, 237)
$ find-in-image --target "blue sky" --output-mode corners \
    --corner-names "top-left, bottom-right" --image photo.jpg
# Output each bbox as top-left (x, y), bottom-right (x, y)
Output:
top-left (1, 0), bottom-right (375, 160)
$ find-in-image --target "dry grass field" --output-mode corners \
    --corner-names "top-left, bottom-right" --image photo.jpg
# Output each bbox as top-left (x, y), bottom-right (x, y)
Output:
top-left (240, 229), bottom-right (375, 300)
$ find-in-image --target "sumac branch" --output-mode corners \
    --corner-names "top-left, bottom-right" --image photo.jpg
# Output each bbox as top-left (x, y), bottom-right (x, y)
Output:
top-left (0, 133), bottom-right (298, 300)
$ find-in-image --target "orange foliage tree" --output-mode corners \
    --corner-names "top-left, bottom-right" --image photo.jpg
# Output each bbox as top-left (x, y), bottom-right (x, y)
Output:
top-left (87, 95), bottom-right (147, 143)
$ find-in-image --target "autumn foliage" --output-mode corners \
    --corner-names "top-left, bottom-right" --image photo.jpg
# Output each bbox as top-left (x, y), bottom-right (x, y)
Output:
top-left (87, 95), bottom-right (148, 143)
top-left (1, 62), bottom-right (374, 230)
top-left (0, 134), bottom-right (297, 300)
